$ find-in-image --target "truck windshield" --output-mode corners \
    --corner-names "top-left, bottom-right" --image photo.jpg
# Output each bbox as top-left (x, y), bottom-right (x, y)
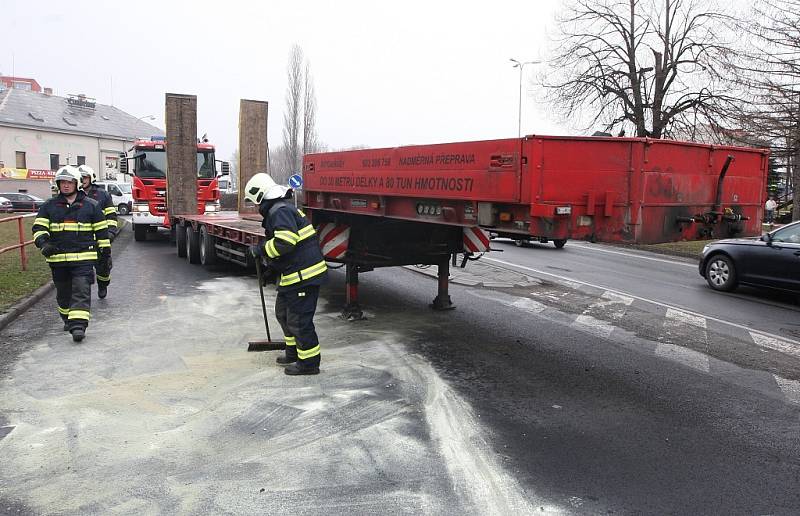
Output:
top-left (135, 150), bottom-right (217, 179)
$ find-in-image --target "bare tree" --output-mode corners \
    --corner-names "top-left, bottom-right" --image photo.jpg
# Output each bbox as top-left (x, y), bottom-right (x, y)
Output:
top-left (542, 0), bottom-right (736, 138)
top-left (282, 45), bottom-right (304, 179)
top-left (302, 62), bottom-right (319, 155)
top-left (728, 0), bottom-right (800, 220)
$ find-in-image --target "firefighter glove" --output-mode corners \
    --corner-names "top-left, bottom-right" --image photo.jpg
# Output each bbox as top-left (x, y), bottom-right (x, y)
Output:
top-left (249, 243), bottom-right (264, 258)
top-left (100, 247), bottom-right (112, 257)
top-left (262, 266), bottom-right (279, 286)
top-left (41, 243), bottom-right (59, 257)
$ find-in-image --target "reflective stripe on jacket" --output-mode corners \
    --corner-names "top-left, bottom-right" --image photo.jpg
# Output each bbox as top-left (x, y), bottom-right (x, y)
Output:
top-left (260, 201), bottom-right (327, 291)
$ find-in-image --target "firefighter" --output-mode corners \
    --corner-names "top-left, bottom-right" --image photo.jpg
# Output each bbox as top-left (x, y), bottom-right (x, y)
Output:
top-left (78, 165), bottom-right (118, 299)
top-left (32, 166), bottom-right (110, 342)
top-left (245, 173), bottom-right (328, 375)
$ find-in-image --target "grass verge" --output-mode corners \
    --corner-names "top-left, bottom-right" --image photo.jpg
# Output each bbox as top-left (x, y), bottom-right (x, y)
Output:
top-left (0, 214), bottom-right (51, 313)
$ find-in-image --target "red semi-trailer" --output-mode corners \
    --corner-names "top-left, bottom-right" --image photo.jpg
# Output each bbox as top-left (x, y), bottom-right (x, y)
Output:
top-left (301, 135), bottom-right (768, 246)
top-left (172, 128), bottom-right (767, 316)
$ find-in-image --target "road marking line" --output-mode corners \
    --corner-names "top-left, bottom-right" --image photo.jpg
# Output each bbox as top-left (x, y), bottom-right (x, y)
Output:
top-left (750, 332), bottom-right (800, 359)
top-left (511, 297), bottom-right (548, 314)
top-left (666, 308), bottom-right (707, 329)
top-left (571, 314), bottom-right (615, 338)
top-left (655, 343), bottom-right (711, 372)
top-left (566, 241), bottom-right (697, 267)
top-left (485, 256), bottom-right (800, 347)
top-left (773, 375), bottom-right (800, 405)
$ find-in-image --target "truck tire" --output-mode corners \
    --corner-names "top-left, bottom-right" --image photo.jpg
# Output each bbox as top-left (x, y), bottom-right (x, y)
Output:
top-left (133, 223), bottom-right (147, 242)
top-left (199, 225), bottom-right (217, 266)
top-left (554, 239), bottom-right (567, 249)
top-left (186, 225), bottom-right (201, 264)
top-left (176, 224), bottom-right (187, 258)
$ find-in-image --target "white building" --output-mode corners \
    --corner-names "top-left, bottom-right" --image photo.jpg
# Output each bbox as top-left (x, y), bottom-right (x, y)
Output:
top-left (0, 87), bottom-right (162, 198)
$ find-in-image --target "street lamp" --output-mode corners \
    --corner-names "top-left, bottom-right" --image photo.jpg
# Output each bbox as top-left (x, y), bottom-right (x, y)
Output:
top-left (510, 58), bottom-right (540, 138)
top-left (137, 114), bottom-right (156, 122)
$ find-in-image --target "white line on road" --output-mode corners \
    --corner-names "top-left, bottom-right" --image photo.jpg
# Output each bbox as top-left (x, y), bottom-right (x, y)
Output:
top-left (751, 332), bottom-right (800, 360)
top-left (773, 375), bottom-right (800, 405)
top-left (485, 256), bottom-right (800, 349)
top-left (565, 241), bottom-right (698, 267)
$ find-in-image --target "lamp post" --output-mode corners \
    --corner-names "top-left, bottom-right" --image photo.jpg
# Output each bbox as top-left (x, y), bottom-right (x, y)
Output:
top-left (510, 58), bottom-right (540, 138)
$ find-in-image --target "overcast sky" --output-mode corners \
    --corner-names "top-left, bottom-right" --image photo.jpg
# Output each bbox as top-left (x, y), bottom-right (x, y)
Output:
top-left (5, 0), bottom-right (568, 159)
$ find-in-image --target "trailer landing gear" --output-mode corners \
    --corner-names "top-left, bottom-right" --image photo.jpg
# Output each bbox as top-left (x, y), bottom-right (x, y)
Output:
top-left (430, 258), bottom-right (455, 311)
top-left (342, 263), bottom-right (365, 321)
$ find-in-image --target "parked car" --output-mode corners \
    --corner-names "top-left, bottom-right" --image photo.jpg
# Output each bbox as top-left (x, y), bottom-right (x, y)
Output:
top-left (0, 196), bottom-right (13, 213)
top-left (94, 181), bottom-right (133, 215)
top-left (0, 193), bottom-right (45, 211)
top-left (699, 220), bottom-right (800, 293)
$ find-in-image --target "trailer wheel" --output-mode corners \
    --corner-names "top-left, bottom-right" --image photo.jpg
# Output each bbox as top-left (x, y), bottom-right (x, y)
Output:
top-left (186, 226), bottom-right (201, 264)
top-left (133, 223), bottom-right (147, 242)
top-left (176, 224), bottom-right (187, 258)
top-left (199, 225), bottom-right (217, 266)
top-left (554, 239), bottom-right (567, 249)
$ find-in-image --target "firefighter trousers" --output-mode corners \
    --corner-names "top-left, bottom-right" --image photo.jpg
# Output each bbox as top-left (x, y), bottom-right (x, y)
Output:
top-left (52, 265), bottom-right (94, 331)
top-left (275, 285), bottom-right (321, 368)
top-left (95, 254), bottom-right (112, 287)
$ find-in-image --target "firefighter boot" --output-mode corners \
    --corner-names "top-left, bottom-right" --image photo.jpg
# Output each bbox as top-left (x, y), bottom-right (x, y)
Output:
top-left (71, 328), bottom-right (85, 342)
top-left (276, 348), bottom-right (298, 366)
top-left (284, 363), bottom-right (320, 375)
top-left (98, 284), bottom-right (108, 299)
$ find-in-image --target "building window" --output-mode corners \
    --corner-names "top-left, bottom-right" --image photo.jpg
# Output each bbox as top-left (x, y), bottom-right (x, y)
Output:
top-left (50, 154), bottom-right (60, 171)
top-left (13, 81), bottom-right (32, 91)
top-left (16, 151), bottom-right (26, 169)
top-left (77, 156), bottom-right (86, 166)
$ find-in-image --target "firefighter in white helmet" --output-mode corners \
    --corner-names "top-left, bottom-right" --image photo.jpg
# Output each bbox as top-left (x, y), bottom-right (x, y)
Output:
top-left (78, 165), bottom-right (117, 299)
top-left (245, 172), bottom-right (328, 375)
top-left (31, 165), bottom-right (110, 342)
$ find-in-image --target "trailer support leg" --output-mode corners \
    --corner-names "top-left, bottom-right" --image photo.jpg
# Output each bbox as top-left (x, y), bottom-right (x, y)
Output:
top-left (431, 258), bottom-right (455, 311)
top-left (342, 263), bottom-right (365, 321)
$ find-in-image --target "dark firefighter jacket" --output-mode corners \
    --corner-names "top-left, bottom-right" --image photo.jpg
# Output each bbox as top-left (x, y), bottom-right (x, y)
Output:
top-left (257, 200), bottom-right (327, 291)
top-left (32, 191), bottom-right (110, 267)
top-left (84, 184), bottom-right (119, 239)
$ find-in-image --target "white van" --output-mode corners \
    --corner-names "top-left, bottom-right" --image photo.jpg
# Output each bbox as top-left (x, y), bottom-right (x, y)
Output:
top-left (94, 181), bottom-right (133, 215)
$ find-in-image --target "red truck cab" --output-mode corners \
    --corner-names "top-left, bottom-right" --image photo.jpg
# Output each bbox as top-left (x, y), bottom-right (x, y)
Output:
top-left (127, 136), bottom-right (220, 241)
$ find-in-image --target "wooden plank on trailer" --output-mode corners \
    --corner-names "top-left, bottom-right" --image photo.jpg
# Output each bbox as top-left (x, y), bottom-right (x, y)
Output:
top-left (238, 99), bottom-right (269, 215)
top-left (165, 93), bottom-right (198, 218)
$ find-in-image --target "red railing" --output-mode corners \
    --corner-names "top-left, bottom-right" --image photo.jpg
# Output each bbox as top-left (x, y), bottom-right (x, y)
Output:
top-left (0, 213), bottom-right (36, 271)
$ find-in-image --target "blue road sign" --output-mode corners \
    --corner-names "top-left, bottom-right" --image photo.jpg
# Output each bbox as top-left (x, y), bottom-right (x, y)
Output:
top-left (288, 174), bottom-right (303, 189)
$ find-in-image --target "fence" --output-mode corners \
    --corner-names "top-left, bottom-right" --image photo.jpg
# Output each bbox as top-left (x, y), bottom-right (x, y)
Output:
top-left (0, 213), bottom-right (36, 271)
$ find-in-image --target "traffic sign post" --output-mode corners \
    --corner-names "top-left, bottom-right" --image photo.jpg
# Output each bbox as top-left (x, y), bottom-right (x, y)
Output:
top-left (288, 173), bottom-right (303, 207)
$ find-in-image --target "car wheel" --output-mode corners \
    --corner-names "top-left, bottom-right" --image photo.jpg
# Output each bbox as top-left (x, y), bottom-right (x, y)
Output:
top-left (554, 239), bottom-right (567, 249)
top-left (705, 254), bottom-right (738, 292)
top-left (117, 203), bottom-right (130, 215)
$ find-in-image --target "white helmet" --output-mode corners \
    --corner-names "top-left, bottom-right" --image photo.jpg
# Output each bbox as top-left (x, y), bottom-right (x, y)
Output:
top-left (77, 164), bottom-right (96, 183)
top-left (244, 172), bottom-right (291, 204)
top-left (54, 165), bottom-right (81, 186)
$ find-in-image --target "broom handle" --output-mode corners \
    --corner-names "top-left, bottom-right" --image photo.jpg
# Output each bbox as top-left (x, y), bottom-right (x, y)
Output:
top-left (255, 259), bottom-right (272, 341)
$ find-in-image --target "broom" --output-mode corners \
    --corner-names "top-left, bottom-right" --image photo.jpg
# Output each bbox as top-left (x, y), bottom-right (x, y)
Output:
top-left (247, 259), bottom-right (286, 352)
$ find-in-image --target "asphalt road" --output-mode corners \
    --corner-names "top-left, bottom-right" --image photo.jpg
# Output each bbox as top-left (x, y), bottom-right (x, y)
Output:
top-left (1, 227), bottom-right (799, 514)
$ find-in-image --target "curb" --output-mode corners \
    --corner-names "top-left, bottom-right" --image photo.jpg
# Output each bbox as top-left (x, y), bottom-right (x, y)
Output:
top-left (0, 281), bottom-right (54, 332)
top-left (0, 218), bottom-right (129, 333)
